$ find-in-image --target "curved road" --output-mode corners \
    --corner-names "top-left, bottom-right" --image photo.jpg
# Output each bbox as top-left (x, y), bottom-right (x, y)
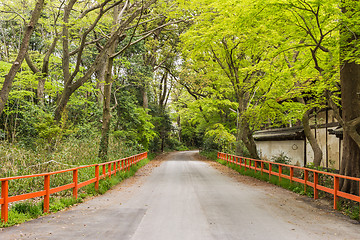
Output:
top-left (1, 151), bottom-right (360, 239)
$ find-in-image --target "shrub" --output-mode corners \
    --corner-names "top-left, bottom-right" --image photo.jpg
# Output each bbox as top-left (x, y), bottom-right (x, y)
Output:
top-left (271, 152), bottom-right (291, 165)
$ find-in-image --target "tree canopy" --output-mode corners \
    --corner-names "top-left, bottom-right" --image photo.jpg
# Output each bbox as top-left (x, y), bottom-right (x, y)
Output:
top-left (1, 0), bottom-right (360, 192)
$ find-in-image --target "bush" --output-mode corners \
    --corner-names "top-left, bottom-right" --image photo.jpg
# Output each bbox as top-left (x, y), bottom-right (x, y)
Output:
top-left (271, 152), bottom-right (291, 164)
top-left (12, 201), bottom-right (42, 219)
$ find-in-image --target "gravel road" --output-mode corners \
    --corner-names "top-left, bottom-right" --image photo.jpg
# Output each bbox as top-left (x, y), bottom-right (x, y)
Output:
top-left (1, 150), bottom-right (360, 240)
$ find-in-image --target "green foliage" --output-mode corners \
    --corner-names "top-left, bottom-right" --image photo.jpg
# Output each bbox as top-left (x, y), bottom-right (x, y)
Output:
top-left (199, 150), bottom-right (218, 161)
top-left (148, 106), bottom-right (173, 152)
top-left (49, 197), bottom-right (83, 212)
top-left (204, 123), bottom-right (236, 152)
top-left (113, 91), bottom-right (156, 151)
top-left (338, 199), bottom-right (360, 220)
top-left (12, 201), bottom-right (43, 219)
top-left (173, 0), bottom-right (346, 156)
top-left (271, 152), bottom-right (291, 165)
top-left (34, 110), bottom-right (74, 150)
top-left (165, 137), bottom-right (189, 151)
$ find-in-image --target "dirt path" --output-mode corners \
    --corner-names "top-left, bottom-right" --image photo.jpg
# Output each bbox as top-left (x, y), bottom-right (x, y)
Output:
top-left (1, 151), bottom-right (360, 240)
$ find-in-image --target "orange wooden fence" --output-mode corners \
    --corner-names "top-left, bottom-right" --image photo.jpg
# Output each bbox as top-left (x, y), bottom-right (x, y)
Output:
top-left (218, 152), bottom-right (360, 211)
top-left (0, 152), bottom-right (148, 223)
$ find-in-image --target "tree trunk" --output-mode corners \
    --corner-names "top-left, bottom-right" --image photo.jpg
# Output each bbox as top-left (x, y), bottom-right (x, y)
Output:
top-left (95, 67), bottom-right (106, 106)
top-left (142, 86), bottom-right (148, 109)
top-left (302, 110), bottom-right (323, 166)
top-left (37, 77), bottom-right (47, 105)
top-left (239, 117), bottom-right (259, 159)
top-left (339, 60), bottom-right (360, 194)
top-left (0, 0), bottom-right (45, 116)
top-left (236, 91), bottom-right (259, 159)
top-left (54, 86), bottom-right (74, 122)
top-left (177, 115), bottom-right (181, 142)
top-left (161, 137), bottom-right (165, 152)
top-left (98, 77), bottom-right (112, 161)
top-left (98, 6), bottom-right (120, 161)
top-left (339, 0), bottom-right (360, 194)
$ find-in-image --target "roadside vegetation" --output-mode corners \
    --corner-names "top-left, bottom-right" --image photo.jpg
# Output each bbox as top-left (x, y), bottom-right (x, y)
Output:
top-left (0, 158), bottom-right (149, 227)
top-left (200, 150), bottom-right (359, 221)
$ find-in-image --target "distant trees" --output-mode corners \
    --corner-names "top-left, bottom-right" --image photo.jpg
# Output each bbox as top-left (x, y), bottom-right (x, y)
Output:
top-left (0, 0), bottom-right (186, 158)
top-left (2, 0), bottom-right (360, 190)
top-left (174, 0), bottom-right (360, 185)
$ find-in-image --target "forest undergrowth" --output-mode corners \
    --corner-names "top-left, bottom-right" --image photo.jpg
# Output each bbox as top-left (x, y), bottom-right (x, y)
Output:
top-left (0, 137), bottom-right (153, 227)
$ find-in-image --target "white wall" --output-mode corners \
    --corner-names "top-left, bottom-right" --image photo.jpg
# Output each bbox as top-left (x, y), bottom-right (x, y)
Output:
top-left (256, 140), bottom-right (305, 166)
top-left (256, 127), bottom-right (341, 169)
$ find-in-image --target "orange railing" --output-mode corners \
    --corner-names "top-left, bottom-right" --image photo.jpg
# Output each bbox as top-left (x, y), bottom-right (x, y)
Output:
top-left (0, 152), bottom-right (148, 223)
top-left (218, 152), bottom-right (360, 211)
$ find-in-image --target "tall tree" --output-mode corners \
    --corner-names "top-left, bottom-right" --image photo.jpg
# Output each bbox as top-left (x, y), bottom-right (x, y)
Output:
top-left (98, 4), bottom-right (122, 161)
top-left (54, 0), bottom-right (158, 122)
top-left (179, 0), bottom-right (279, 158)
top-left (338, 0), bottom-right (360, 193)
top-left (0, 0), bottom-right (45, 116)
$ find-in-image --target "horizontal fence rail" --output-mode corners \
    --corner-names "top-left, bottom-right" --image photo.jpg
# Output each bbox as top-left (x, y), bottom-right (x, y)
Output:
top-left (218, 152), bottom-right (360, 212)
top-left (0, 152), bottom-right (148, 223)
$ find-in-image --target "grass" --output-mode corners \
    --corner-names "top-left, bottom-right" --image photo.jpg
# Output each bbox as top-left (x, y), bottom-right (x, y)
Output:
top-left (338, 199), bottom-right (360, 220)
top-left (217, 159), bottom-right (308, 196)
top-left (0, 136), bottom-right (146, 196)
top-left (0, 158), bottom-right (150, 228)
top-left (200, 150), bottom-right (218, 161)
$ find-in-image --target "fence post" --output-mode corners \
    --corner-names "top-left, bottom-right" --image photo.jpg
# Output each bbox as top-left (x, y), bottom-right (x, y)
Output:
top-left (290, 167), bottom-right (294, 184)
top-left (113, 162), bottom-right (116, 176)
top-left (73, 169), bottom-right (78, 199)
top-left (1, 180), bottom-right (9, 223)
top-left (44, 175), bottom-right (50, 213)
top-left (334, 176), bottom-right (339, 209)
top-left (102, 165), bottom-right (106, 178)
top-left (254, 161), bottom-right (257, 173)
top-left (121, 160), bottom-right (124, 171)
top-left (261, 162), bottom-right (264, 176)
top-left (108, 163), bottom-right (111, 179)
top-left (95, 165), bottom-right (99, 190)
top-left (314, 172), bottom-right (319, 199)
top-left (304, 169), bottom-right (308, 193)
top-left (269, 163), bottom-right (272, 180)
top-left (279, 165), bottom-right (282, 182)
top-left (127, 158), bottom-right (130, 171)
